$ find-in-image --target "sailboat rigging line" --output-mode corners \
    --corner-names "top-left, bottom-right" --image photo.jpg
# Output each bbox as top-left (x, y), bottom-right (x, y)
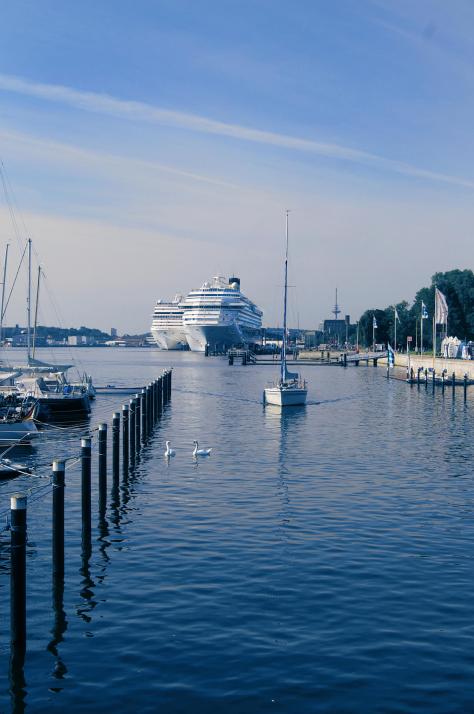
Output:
top-left (0, 243), bottom-right (8, 343)
top-left (0, 162), bottom-right (27, 252)
top-left (2, 240), bottom-right (28, 319)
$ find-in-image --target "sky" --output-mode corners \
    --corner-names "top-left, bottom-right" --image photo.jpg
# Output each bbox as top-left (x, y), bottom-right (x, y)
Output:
top-left (0, 0), bottom-right (473, 332)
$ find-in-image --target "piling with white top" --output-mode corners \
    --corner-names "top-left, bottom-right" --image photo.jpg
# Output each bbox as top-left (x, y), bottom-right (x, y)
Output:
top-left (112, 412), bottom-right (120, 481)
top-left (141, 389), bottom-right (147, 442)
top-left (52, 460), bottom-right (65, 579)
top-left (10, 494), bottom-right (27, 649)
top-left (158, 376), bottom-right (163, 412)
top-left (122, 404), bottom-right (129, 469)
top-left (129, 398), bottom-right (136, 458)
top-left (81, 437), bottom-right (92, 551)
top-left (135, 394), bottom-right (141, 450)
top-left (98, 424), bottom-right (107, 514)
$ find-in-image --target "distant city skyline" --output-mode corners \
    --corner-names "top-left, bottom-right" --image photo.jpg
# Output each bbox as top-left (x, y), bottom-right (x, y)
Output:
top-left (0, 0), bottom-right (473, 332)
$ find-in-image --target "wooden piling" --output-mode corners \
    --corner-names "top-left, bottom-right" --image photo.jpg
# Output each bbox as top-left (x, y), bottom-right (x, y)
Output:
top-left (135, 394), bottom-right (141, 449)
top-left (81, 437), bottom-right (92, 550)
top-left (464, 374), bottom-right (468, 401)
top-left (150, 383), bottom-right (155, 426)
top-left (122, 404), bottom-right (129, 468)
top-left (147, 384), bottom-right (152, 433)
top-left (158, 375), bottom-right (163, 412)
top-left (112, 412), bottom-right (120, 481)
top-left (129, 398), bottom-right (136, 457)
top-left (10, 494), bottom-right (27, 650)
top-left (452, 372), bottom-right (456, 399)
top-left (98, 424), bottom-right (107, 513)
top-left (52, 460), bottom-right (65, 578)
top-left (141, 389), bottom-right (147, 442)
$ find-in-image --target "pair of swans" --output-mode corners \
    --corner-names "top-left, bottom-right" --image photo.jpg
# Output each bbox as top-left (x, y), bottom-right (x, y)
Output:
top-left (165, 440), bottom-right (212, 458)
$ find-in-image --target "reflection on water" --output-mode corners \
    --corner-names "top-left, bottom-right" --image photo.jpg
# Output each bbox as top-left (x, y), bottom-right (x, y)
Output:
top-left (47, 576), bottom-right (68, 689)
top-left (9, 642), bottom-right (26, 714)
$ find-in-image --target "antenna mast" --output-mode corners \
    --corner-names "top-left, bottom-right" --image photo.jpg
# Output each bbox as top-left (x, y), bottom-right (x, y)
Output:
top-left (333, 287), bottom-right (341, 320)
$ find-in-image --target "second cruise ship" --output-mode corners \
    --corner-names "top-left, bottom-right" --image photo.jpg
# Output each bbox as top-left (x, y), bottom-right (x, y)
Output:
top-left (150, 295), bottom-right (188, 350)
top-left (182, 276), bottom-right (263, 352)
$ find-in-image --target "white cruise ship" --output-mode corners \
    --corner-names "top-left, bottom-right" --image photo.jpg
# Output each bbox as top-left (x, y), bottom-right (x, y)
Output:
top-left (181, 276), bottom-right (263, 352)
top-left (150, 295), bottom-right (188, 350)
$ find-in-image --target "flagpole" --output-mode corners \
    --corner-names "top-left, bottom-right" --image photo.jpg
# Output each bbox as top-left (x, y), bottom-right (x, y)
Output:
top-left (372, 318), bottom-right (375, 352)
top-left (421, 306), bottom-right (423, 357)
top-left (394, 308), bottom-right (397, 352)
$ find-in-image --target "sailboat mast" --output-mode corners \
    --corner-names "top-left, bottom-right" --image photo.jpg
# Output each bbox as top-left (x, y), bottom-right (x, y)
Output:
top-left (281, 210), bottom-right (289, 383)
top-left (27, 238), bottom-right (31, 364)
top-left (32, 266), bottom-right (41, 360)
top-left (0, 243), bottom-right (9, 345)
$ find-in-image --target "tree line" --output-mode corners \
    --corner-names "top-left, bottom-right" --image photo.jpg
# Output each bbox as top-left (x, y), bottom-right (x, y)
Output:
top-left (358, 269), bottom-right (474, 349)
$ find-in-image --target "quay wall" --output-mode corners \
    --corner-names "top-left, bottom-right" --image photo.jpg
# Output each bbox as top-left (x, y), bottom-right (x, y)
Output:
top-left (382, 353), bottom-right (474, 380)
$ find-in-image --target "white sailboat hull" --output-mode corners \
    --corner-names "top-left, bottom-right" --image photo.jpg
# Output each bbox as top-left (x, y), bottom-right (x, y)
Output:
top-left (264, 386), bottom-right (307, 406)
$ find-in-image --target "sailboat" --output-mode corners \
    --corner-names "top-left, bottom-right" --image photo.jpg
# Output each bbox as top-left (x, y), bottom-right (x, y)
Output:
top-left (5, 240), bottom-right (91, 421)
top-left (264, 212), bottom-right (307, 407)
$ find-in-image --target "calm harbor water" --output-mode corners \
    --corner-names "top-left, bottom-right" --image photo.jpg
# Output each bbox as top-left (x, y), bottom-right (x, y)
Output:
top-left (1, 347), bottom-right (474, 713)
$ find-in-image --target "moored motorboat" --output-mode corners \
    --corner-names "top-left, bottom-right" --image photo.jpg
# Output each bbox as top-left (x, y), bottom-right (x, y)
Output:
top-left (16, 375), bottom-right (91, 422)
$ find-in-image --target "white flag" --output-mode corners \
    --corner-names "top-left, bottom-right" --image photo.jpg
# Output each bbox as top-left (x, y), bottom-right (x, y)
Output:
top-left (394, 308), bottom-right (399, 321)
top-left (435, 288), bottom-right (448, 324)
top-left (373, 316), bottom-right (377, 329)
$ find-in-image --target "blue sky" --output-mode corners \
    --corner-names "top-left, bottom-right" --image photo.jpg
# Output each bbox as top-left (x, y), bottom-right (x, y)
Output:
top-left (0, 0), bottom-right (473, 331)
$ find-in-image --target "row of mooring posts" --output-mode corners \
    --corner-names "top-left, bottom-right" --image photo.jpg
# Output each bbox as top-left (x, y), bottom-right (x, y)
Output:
top-left (411, 366), bottom-right (469, 401)
top-left (7, 369), bottom-right (172, 666)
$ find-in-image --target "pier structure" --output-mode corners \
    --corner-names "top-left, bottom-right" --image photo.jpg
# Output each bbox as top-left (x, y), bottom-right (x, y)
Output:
top-left (1, 369), bottom-right (173, 696)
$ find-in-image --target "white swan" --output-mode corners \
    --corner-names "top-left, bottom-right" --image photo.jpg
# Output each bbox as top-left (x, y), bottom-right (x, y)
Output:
top-left (164, 441), bottom-right (176, 457)
top-left (193, 440), bottom-right (212, 457)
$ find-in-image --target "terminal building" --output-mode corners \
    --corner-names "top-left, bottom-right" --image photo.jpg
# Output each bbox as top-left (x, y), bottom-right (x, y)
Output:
top-left (323, 316), bottom-right (351, 346)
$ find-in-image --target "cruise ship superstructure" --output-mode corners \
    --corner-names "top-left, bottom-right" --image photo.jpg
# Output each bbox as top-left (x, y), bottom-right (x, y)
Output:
top-left (150, 277), bottom-right (263, 352)
top-left (150, 295), bottom-right (187, 350)
top-left (181, 276), bottom-right (263, 352)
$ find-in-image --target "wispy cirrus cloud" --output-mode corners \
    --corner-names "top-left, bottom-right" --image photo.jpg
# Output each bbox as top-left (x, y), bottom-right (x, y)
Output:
top-left (0, 72), bottom-right (473, 190)
top-left (0, 127), bottom-right (238, 190)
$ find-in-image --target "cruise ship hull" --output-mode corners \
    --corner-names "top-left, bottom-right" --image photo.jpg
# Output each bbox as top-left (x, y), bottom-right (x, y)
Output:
top-left (151, 329), bottom-right (188, 351)
top-left (185, 324), bottom-right (261, 352)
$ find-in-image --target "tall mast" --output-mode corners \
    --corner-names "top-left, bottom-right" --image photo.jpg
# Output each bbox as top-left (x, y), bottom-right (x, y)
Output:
top-left (0, 243), bottom-right (9, 345)
top-left (27, 238), bottom-right (31, 364)
top-left (32, 265), bottom-right (41, 360)
top-left (281, 210), bottom-right (289, 383)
